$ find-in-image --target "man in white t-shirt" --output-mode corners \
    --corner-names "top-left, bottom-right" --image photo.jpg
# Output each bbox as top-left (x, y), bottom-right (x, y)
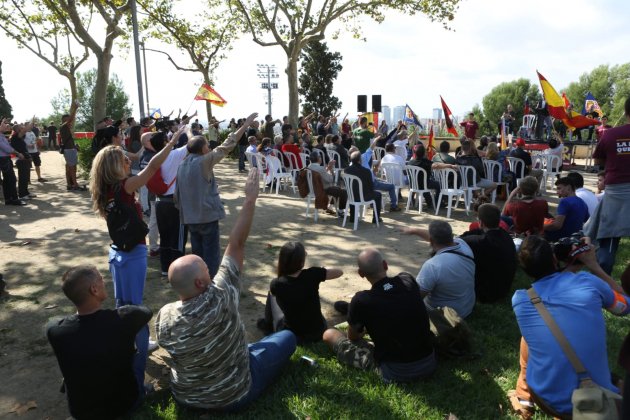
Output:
top-left (24, 128), bottom-right (46, 182)
top-left (403, 220), bottom-right (476, 317)
top-left (567, 171), bottom-right (598, 218)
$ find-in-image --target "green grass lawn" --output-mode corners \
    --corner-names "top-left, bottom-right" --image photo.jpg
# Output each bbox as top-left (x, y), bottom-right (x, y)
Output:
top-left (135, 239), bottom-right (630, 420)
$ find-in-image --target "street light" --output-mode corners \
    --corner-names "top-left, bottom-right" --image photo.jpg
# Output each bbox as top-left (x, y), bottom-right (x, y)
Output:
top-left (256, 64), bottom-right (279, 116)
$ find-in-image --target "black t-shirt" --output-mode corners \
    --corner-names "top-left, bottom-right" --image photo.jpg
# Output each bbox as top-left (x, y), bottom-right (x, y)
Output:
top-left (270, 267), bottom-right (327, 340)
top-left (509, 148), bottom-right (533, 174)
top-left (348, 274), bottom-right (433, 363)
top-left (460, 229), bottom-right (517, 303)
top-left (48, 125), bottom-right (57, 139)
top-left (456, 154), bottom-right (485, 182)
top-left (46, 306), bottom-right (152, 420)
top-left (407, 157), bottom-right (433, 186)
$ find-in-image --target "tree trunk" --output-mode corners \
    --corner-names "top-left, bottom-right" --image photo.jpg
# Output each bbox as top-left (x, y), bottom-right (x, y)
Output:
top-left (286, 55), bottom-right (299, 128)
top-left (203, 73), bottom-right (213, 124)
top-left (92, 54), bottom-right (112, 130)
top-left (68, 74), bottom-right (79, 117)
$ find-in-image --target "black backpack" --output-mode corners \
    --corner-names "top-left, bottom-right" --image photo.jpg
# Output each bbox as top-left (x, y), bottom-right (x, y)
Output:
top-left (105, 185), bottom-right (148, 252)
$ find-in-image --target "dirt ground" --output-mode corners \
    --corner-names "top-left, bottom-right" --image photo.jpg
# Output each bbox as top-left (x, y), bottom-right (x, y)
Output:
top-left (0, 149), bottom-right (598, 419)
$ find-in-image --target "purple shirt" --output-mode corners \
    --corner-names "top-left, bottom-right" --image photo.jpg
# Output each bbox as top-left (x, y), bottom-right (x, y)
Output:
top-left (0, 133), bottom-right (14, 157)
top-left (592, 123), bottom-right (630, 185)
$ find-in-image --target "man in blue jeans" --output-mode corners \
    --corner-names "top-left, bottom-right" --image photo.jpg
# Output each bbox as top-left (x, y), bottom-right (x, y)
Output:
top-left (176, 113), bottom-right (256, 277)
top-left (158, 169), bottom-right (297, 412)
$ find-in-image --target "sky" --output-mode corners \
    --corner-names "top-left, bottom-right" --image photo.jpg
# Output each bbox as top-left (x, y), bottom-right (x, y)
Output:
top-left (2, 0), bottom-right (630, 125)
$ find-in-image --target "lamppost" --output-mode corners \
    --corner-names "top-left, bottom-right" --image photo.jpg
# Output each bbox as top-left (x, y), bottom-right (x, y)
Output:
top-left (256, 64), bottom-right (279, 116)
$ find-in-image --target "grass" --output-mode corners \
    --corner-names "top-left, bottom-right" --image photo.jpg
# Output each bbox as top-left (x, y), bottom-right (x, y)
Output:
top-left (135, 239), bottom-right (630, 420)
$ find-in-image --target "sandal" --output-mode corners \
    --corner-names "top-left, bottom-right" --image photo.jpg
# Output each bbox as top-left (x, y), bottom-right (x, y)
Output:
top-left (508, 390), bottom-right (535, 420)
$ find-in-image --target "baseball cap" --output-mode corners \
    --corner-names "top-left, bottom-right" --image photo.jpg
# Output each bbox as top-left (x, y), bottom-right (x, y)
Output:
top-left (515, 138), bottom-right (526, 147)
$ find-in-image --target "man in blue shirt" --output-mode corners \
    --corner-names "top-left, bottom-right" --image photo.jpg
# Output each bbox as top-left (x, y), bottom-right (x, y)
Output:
top-left (544, 177), bottom-right (589, 242)
top-left (511, 235), bottom-right (629, 418)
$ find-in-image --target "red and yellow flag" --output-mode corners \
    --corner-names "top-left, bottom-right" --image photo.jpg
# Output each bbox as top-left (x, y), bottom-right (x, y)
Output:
top-left (360, 112), bottom-right (379, 133)
top-left (440, 96), bottom-right (459, 137)
top-left (427, 125), bottom-right (435, 160)
top-left (537, 71), bottom-right (599, 130)
top-left (194, 83), bottom-right (227, 107)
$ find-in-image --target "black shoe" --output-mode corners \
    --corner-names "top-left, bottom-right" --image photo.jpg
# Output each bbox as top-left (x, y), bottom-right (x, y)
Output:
top-left (6, 200), bottom-right (26, 206)
top-left (333, 300), bottom-right (349, 315)
top-left (390, 206), bottom-right (401, 212)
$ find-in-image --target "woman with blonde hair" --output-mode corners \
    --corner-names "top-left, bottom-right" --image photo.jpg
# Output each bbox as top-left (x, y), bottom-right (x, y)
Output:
top-left (89, 126), bottom-right (183, 395)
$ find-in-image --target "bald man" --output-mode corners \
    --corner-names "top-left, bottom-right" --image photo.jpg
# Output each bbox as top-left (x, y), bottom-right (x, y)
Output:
top-left (323, 248), bottom-right (436, 383)
top-left (47, 266), bottom-right (152, 419)
top-left (156, 170), bottom-right (296, 411)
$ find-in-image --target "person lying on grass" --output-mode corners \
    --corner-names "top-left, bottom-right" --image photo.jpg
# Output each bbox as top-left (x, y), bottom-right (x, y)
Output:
top-left (323, 248), bottom-right (436, 383)
top-left (258, 241), bottom-right (343, 343)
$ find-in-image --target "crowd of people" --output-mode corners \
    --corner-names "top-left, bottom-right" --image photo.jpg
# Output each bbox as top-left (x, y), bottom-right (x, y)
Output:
top-left (10, 96), bottom-right (629, 419)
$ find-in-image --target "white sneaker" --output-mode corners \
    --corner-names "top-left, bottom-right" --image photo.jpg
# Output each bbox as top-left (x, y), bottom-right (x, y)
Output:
top-left (148, 340), bottom-right (158, 352)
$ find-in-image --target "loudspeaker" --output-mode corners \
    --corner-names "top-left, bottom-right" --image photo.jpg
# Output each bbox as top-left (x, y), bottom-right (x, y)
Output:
top-left (357, 95), bottom-right (367, 112)
top-left (372, 95), bottom-right (382, 112)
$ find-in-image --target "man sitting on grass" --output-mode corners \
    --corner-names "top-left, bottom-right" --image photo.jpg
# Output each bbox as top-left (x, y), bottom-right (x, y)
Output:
top-left (323, 248), bottom-right (436, 383)
top-left (47, 266), bottom-right (152, 419)
top-left (510, 235), bottom-right (628, 418)
top-left (156, 170), bottom-right (297, 412)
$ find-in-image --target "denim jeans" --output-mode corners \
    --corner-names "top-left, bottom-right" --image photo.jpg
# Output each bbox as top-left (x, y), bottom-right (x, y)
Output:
top-left (597, 237), bottom-right (620, 275)
top-left (373, 179), bottom-right (397, 207)
top-left (223, 330), bottom-right (297, 411)
top-left (109, 244), bottom-right (149, 397)
top-left (188, 221), bottom-right (221, 277)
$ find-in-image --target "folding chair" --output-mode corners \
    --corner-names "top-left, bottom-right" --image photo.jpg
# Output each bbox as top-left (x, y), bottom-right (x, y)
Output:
top-left (483, 159), bottom-right (509, 203)
top-left (433, 168), bottom-right (466, 218)
top-left (404, 165), bottom-right (436, 213)
top-left (341, 173), bottom-right (379, 230)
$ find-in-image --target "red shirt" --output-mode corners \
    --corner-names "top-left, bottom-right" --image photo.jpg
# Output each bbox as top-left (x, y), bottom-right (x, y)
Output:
top-left (281, 144), bottom-right (303, 169)
top-left (503, 199), bottom-right (548, 235)
top-left (460, 121), bottom-right (479, 139)
top-left (593, 124), bottom-right (630, 185)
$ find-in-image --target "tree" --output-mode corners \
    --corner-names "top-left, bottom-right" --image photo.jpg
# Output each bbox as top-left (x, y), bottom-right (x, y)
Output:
top-left (137, 0), bottom-right (241, 123)
top-left (0, 0), bottom-right (89, 119)
top-left (50, 69), bottom-right (132, 132)
top-left (481, 78), bottom-right (541, 132)
top-left (43, 0), bottom-right (130, 128)
top-left (298, 41), bottom-right (342, 117)
top-left (0, 61), bottom-right (12, 119)
top-left (231, 0), bottom-right (460, 126)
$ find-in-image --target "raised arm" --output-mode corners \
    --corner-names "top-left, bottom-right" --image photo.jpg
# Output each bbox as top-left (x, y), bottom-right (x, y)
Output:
top-left (502, 186), bottom-right (521, 214)
top-left (225, 169), bottom-right (260, 271)
top-left (325, 268), bottom-right (343, 280)
top-left (401, 227), bottom-right (431, 242)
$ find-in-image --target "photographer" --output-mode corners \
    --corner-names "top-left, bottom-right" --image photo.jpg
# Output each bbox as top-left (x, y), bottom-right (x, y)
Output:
top-left (510, 235), bottom-right (627, 418)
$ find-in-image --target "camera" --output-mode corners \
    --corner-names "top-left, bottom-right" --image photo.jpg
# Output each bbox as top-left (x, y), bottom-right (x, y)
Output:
top-left (552, 231), bottom-right (585, 262)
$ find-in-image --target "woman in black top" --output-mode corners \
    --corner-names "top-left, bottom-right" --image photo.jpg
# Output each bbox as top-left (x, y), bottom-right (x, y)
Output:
top-left (261, 242), bottom-right (343, 343)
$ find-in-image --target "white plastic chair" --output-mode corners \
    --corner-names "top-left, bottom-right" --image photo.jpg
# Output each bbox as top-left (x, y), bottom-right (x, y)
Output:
top-left (433, 168), bottom-right (466, 219)
top-left (540, 154), bottom-right (562, 192)
top-left (483, 159), bottom-right (510, 203)
top-left (327, 149), bottom-right (342, 183)
top-left (380, 162), bottom-right (406, 199)
top-left (341, 173), bottom-right (380, 230)
top-left (520, 115), bottom-right (536, 138)
top-left (282, 151), bottom-right (301, 181)
top-left (299, 152), bottom-right (309, 168)
top-left (458, 165), bottom-right (480, 212)
top-left (261, 155), bottom-right (295, 195)
top-left (372, 147), bottom-right (386, 172)
top-left (395, 145), bottom-right (407, 162)
top-left (405, 165), bottom-right (435, 213)
top-left (269, 148), bottom-right (281, 158)
top-left (245, 151), bottom-right (258, 170)
top-left (507, 157), bottom-right (526, 184)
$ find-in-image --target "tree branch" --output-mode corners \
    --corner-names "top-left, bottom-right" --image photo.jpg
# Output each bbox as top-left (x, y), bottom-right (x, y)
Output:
top-left (232, 0), bottom-right (280, 47)
top-left (144, 48), bottom-right (198, 73)
top-left (56, 0), bottom-right (102, 55)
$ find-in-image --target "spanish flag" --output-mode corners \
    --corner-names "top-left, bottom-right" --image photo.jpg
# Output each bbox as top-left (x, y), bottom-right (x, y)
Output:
top-left (427, 125), bottom-right (435, 160)
top-left (360, 112), bottom-right (379, 133)
top-left (440, 96), bottom-right (459, 137)
top-left (537, 71), bottom-right (599, 130)
top-left (194, 83), bottom-right (227, 107)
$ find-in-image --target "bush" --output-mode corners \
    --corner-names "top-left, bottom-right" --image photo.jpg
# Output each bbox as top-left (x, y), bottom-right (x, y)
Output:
top-left (76, 138), bottom-right (95, 179)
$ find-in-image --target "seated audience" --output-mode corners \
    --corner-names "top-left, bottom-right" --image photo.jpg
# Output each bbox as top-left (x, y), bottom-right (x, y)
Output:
top-left (455, 140), bottom-right (497, 197)
top-left (308, 151), bottom-right (348, 213)
top-left (543, 177), bottom-right (589, 242)
top-left (432, 141), bottom-right (457, 164)
top-left (461, 204), bottom-right (517, 303)
top-left (468, 195), bottom-right (511, 232)
top-left (509, 138), bottom-right (543, 184)
top-left (322, 248), bottom-right (436, 383)
top-left (345, 151), bottom-right (383, 221)
top-left (403, 221), bottom-right (476, 317)
top-left (331, 134), bottom-right (349, 168)
top-left (407, 144), bottom-right (457, 208)
top-left (261, 242), bottom-right (343, 342)
top-left (502, 176), bottom-right (548, 235)
top-left (156, 171), bottom-right (297, 411)
top-left (566, 171), bottom-right (598, 218)
top-left (381, 143), bottom-right (405, 166)
top-left (47, 266), bottom-right (152, 419)
top-left (511, 235), bottom-right (628, 418)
